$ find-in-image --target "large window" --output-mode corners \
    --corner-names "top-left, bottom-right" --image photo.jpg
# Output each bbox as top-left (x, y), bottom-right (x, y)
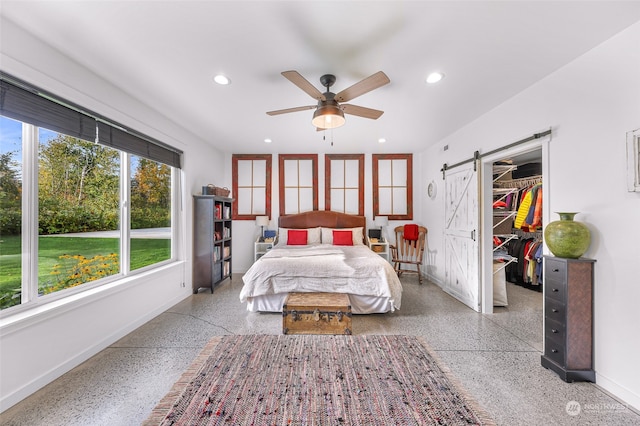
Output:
top-left (232, 154), bottom-right (272, 220)
top-left (130, 156), bottom-right (171, 270)
top-left (325, 154), bottom-right (364, 216)
top-left (0, 76), bottom-right (181, 312)
top-left (279, 154), bottom-right (318, 215)
top-left (0, 116), bottom-right (23, 309)
top-left (38, 129), bottom-right (121, 296)
top-left (373, 153), bottom-right (413, 220)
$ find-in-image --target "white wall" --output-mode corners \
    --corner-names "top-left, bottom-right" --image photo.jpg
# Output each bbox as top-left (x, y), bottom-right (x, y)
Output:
top-left (418, 22), bottom-right (640, 409)
top-left (0, 18), bottom-right (224, 411)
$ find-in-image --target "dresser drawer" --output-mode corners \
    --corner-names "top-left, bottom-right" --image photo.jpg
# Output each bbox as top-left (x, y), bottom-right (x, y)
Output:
top-left (545, 279), bottom-right (566, 303)
top-left (545, 336), bottom-right (566, 366)
top-left (545, 318), bottom-right (566, 343)
top-left (545, 257), bottom-right (567, 280)
top-left (545, 297), bottom-right (565, 322)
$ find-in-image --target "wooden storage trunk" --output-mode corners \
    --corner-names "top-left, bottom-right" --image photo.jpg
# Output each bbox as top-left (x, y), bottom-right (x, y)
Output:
top-left (283, 292), bottom-right (352, 335)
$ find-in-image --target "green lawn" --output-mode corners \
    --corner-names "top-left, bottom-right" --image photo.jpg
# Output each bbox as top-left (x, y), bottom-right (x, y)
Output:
top-left (0, 235), bottom-right (170, 309)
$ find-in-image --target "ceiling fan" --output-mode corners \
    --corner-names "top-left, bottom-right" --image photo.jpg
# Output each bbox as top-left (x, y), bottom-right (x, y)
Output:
top-left (266, 70), bottom-right (390, 130)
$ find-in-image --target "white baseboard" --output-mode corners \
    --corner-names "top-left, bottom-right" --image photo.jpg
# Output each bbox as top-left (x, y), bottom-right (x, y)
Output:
top-left (0, 291), bottom-right (189, 413)
top-left (596, 372), bottom-right (640, 413)
top-left (425, 271), bottom-right (444, 288)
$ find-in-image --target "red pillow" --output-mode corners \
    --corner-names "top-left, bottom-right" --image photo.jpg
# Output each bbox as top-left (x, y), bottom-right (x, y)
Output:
top-left (333, 230), bottom-right (353, 246)
top-left (287, 229), bottom-right (308, 245)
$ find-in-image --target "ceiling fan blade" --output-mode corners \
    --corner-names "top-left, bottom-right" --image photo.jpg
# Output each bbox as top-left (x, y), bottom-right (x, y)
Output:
top-left (266, 105), bottom-right (316, 116)
top-left (282, 71), bottom-right (326, 101)
top-left (341, 104), bottom-right (384, 120)
top-left (335, 71), bottom-right (390, 102)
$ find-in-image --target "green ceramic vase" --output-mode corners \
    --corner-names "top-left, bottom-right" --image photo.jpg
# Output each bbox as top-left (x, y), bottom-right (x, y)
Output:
top-left (544, 212), bottom-right (591, 259)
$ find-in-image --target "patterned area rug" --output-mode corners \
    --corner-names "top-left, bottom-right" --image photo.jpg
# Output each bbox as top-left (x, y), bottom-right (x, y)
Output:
top-left (144, 335), bottom-right (494, 425)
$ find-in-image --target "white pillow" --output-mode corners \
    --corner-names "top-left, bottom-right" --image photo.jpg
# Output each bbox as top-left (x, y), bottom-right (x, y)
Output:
top-left (320, 227), bottom-right (365, 245)
top-left (277, 227), bottom-right (322, 245)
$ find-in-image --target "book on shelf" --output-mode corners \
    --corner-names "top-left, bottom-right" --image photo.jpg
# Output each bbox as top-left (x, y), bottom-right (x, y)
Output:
top-left (215, 204), bottom-right (222, 219)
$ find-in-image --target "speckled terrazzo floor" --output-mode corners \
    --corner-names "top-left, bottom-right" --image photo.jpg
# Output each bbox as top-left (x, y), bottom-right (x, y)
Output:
top-left (1, 275), bottom-right (639, 426)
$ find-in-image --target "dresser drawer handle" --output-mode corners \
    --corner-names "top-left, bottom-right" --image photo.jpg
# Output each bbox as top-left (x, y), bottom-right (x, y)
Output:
top-left (551, 349), bottom-right (558, 353)
top-left (552, 268), bottom-right (559, 272)
top-left (552, 288), bottom-right (559, 292)
top-left (551, 308), bottom-right (558, 313)
top-left (551, 329), bottom-right (558, 333)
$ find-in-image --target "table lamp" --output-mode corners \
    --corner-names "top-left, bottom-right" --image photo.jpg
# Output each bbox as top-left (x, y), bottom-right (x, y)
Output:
top-left (256, 216), bottom-right (269, 241)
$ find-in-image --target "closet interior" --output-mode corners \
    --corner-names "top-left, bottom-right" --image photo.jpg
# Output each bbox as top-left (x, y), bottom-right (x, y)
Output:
top-left (492, 150), bottom-right (543, 307)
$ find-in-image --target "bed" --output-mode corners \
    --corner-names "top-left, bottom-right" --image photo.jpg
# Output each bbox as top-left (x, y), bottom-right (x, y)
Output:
top-left (240, 211), bottom-right (402, 314)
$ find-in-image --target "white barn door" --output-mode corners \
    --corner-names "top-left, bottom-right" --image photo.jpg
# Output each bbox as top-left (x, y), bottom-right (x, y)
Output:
top-left (443, 161), bottom-right (481, 312)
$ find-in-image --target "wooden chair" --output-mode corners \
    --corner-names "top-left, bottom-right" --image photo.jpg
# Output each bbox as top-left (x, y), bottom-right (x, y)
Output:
top-left (390, 225), bottom-right (428, 284)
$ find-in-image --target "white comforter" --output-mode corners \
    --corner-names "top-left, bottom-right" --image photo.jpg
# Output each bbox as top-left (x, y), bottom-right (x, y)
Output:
top-left (240, 244), bottom-right (402, 310)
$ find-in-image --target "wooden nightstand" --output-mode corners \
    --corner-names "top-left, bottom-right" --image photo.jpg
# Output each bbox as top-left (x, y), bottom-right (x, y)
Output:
top-left (368, 240), bottom-right (390, 262)
top-left (254, 239), bottom-right (274, 262)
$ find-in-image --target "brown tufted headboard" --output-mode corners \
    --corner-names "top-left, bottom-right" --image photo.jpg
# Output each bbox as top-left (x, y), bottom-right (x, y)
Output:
top-left (279, 211), bottom-right (366, 240)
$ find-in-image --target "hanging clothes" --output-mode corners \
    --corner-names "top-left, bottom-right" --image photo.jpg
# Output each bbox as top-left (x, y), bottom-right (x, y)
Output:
top-left (514, 190), bottom-right (532, 229)
top-left (524, 185), bottom-right (540, 226)
top-left (531, 186), bottom-right (543, 229)
top-left (504, 236), bottom-right (543, 292)
top-left (514, 183), bottom-right (543, 232)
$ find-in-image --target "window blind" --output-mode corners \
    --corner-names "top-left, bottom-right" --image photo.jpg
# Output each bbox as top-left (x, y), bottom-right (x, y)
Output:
top-left (97, 122), bottom-right (181, 168)
top-left (0, 74), bottom-right (182, 168)
top-left (0, 79), bottom-right (96, 142)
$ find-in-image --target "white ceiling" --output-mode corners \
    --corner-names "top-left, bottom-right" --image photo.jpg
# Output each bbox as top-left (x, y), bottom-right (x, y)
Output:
top-left (3, 1), bottom-right (640, 154)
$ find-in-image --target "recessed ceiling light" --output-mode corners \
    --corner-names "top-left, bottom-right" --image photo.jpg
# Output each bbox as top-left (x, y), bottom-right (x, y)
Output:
top-left (378, 138), bottom-right (386, 144)
top-left (213, 74), bottom-right (230, 85)
top-left (264, 138), bottom-right (272, 143)
top-left (426, 72), bottom-right (444, 84)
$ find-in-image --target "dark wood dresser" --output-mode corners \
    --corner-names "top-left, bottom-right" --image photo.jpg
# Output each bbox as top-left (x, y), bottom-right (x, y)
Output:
top-left (541, 256), bottom-right (596, 382)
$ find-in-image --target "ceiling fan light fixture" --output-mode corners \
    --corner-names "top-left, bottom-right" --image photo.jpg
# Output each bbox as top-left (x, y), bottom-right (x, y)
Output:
top-left (311, 104), bottom-right (345, 129)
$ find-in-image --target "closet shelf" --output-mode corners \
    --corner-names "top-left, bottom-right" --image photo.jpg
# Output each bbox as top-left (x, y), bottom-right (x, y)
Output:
top-left (493, 187), bottom-right (518, 195)
top-left (494, 234), bottom-right (518, 251)
top-left (493, 187), bottom-right (519, 204)
top-left (494, 174), bottom-right (542, 189)
top-left (493, 257), bottom-right (517, 274)
top-left (493, 210), bottom-right (517, 217)
top-left (513, 228), bottom-right (543, 238)
top-left (493, 164), bottom-right (518, 183)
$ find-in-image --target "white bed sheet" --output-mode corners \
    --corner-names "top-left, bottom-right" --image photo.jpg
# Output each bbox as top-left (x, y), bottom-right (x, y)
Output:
top-left (240, 244), bottom-right (402, 313)
top-left (245, 293), bottom-right (394, 314)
